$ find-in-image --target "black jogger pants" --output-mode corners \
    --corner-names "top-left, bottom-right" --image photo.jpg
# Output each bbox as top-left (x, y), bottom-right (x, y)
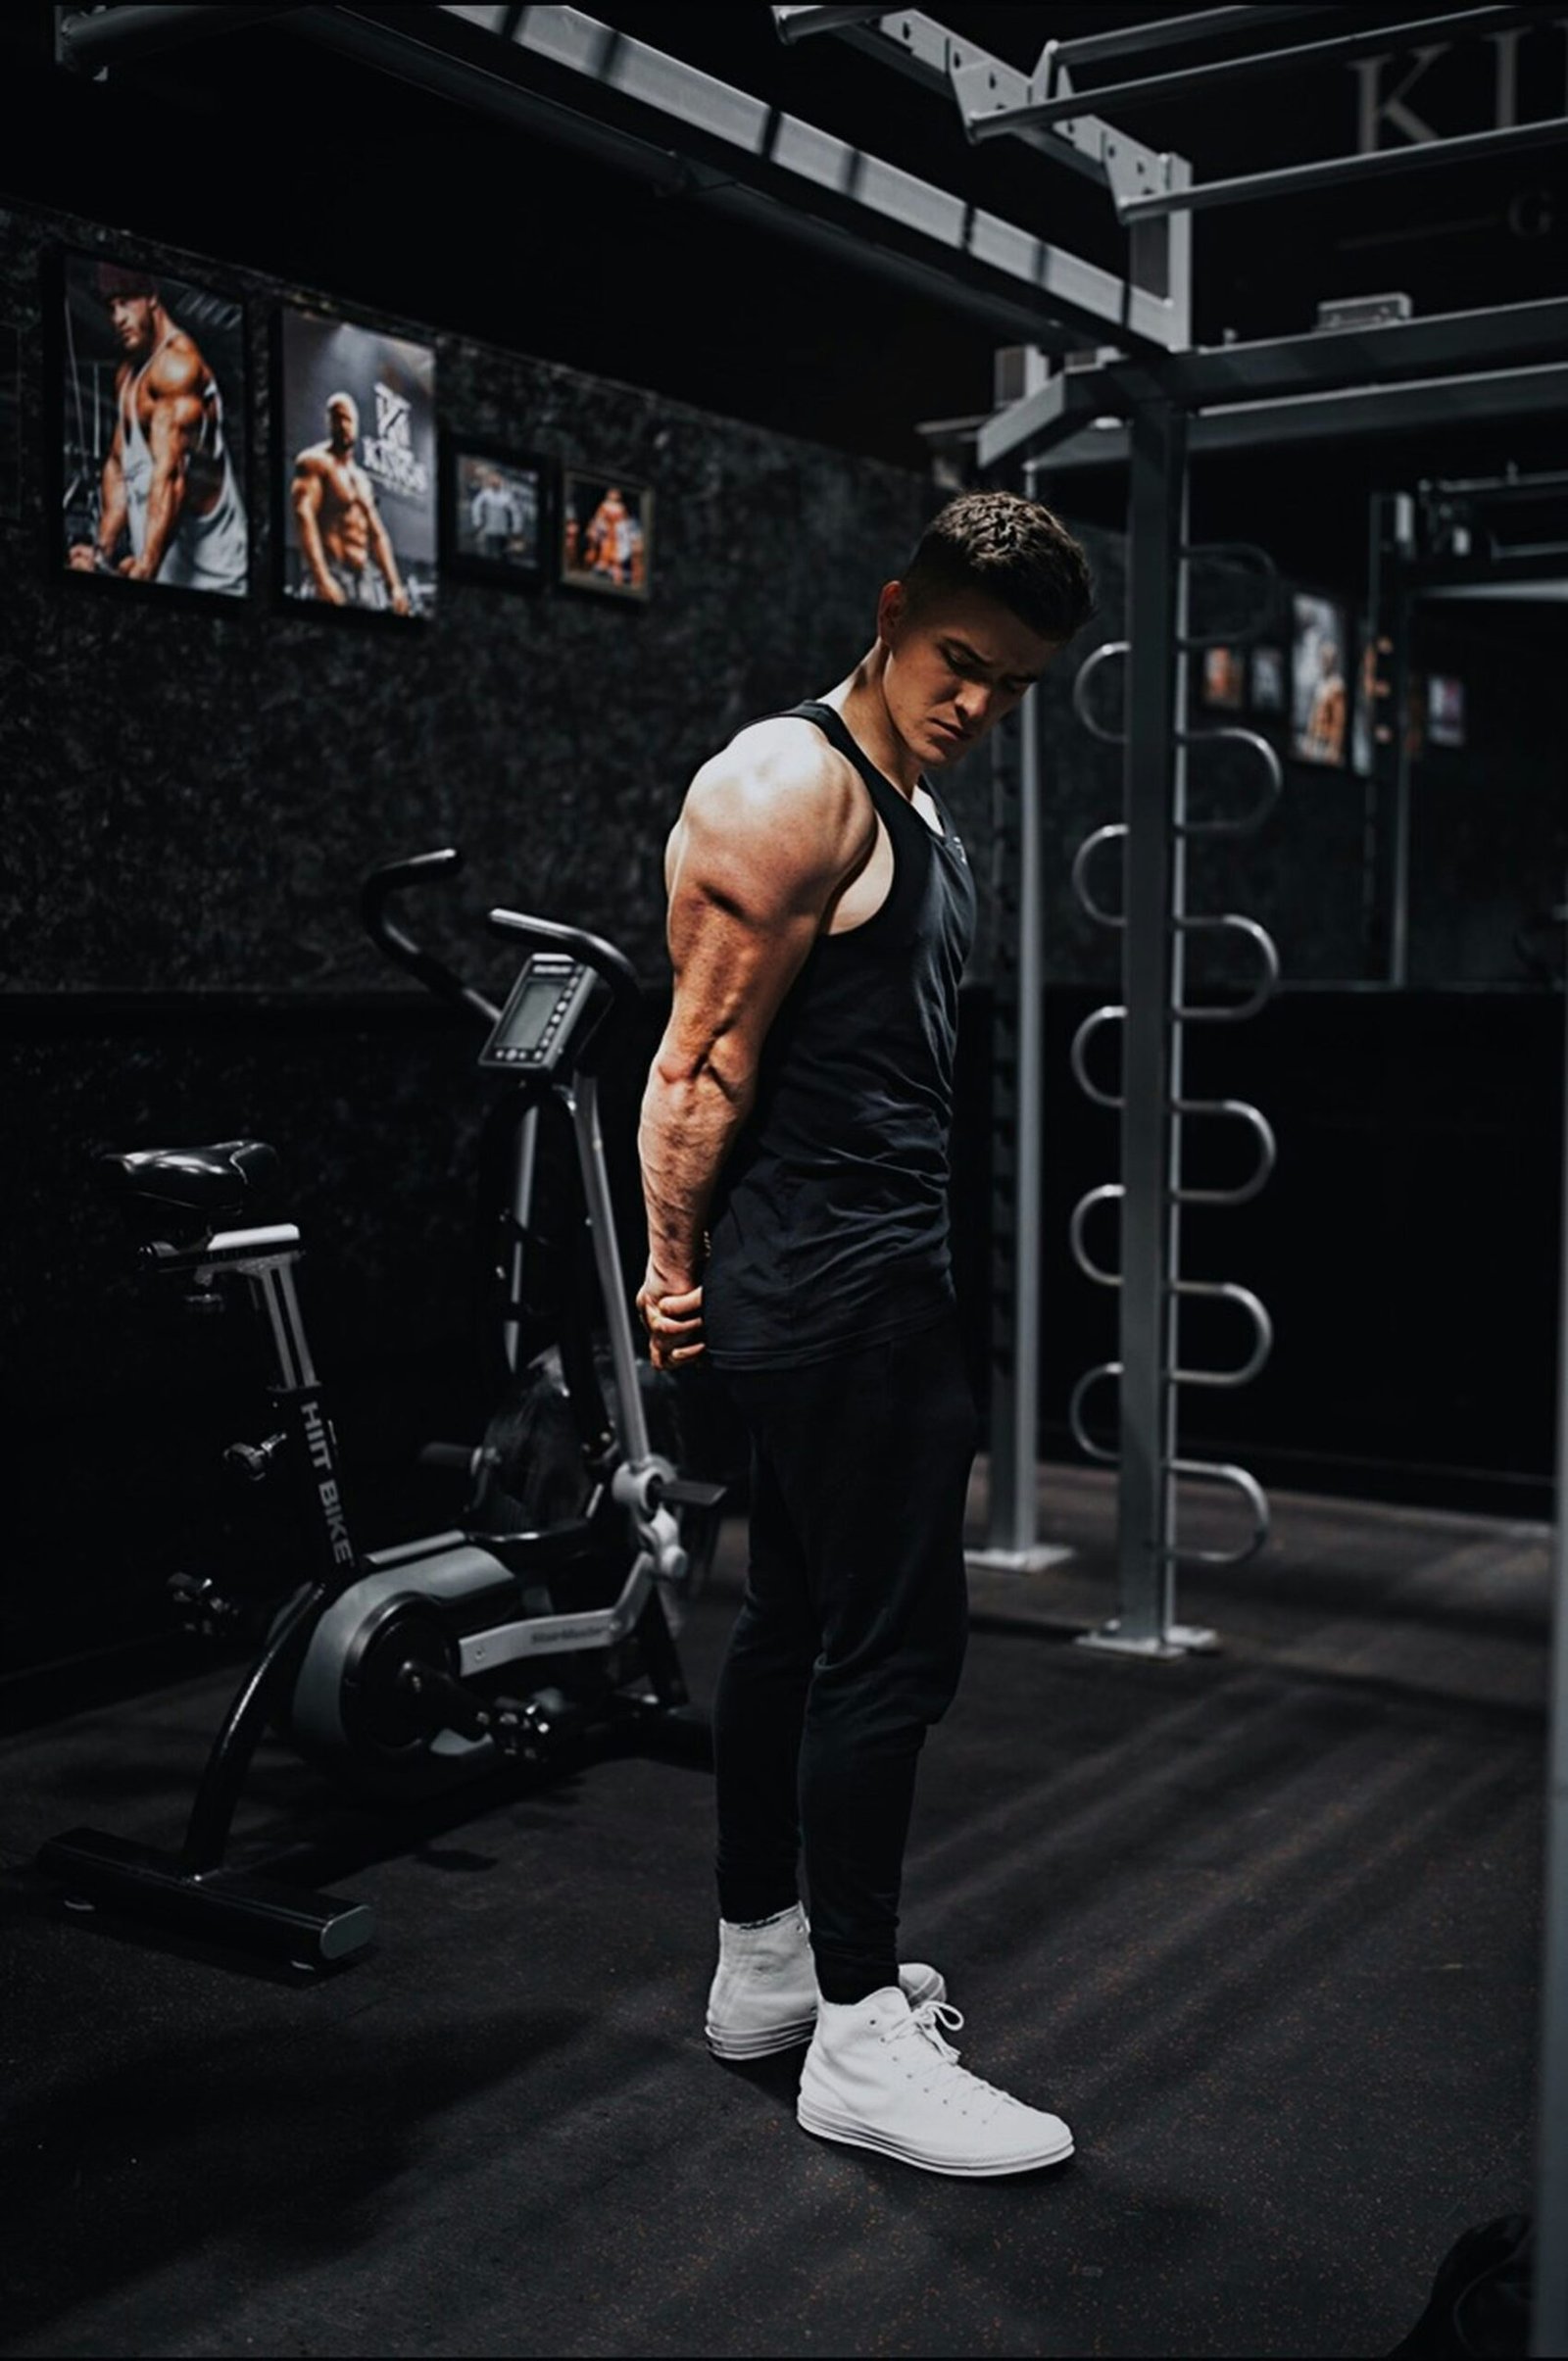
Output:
top-left (710, 1311), bottom-right (977, 2004)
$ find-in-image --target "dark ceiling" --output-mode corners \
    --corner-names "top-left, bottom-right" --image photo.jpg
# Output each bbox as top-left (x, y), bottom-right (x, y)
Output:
top-left (4, 4), bottom-right (1565, 597)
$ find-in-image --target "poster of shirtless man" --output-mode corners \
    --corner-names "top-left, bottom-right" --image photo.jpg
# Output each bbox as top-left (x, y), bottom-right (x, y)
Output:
top-left (277, 307), bottom-right (436, 618)
top-left (60, 252), bottom-right (249, 597)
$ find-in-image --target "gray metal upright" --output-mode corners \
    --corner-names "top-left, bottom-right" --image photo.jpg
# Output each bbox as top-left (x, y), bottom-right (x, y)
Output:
top-left (1532, 880), bottom-right (1568, 2359)
top-left (968, 647), bottom-right (1068, 1574)
top-left (1111, 398), bottom-right (1190, 1651)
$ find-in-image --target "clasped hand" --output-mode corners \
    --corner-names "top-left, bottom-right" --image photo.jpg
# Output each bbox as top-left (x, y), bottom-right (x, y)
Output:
top-left (637, 1263), bottom-right (706, 1370)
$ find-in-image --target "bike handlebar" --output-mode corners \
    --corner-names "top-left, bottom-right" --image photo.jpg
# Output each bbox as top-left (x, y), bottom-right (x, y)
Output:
top-left (360, 849), bottom-right (500, 1027)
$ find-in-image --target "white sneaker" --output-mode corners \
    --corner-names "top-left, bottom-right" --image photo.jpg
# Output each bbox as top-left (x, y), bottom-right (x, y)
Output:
top-left (797, 1984), bottom-right (1074, 2176)
top-left (705, 1904), bottom-right (946, 2061)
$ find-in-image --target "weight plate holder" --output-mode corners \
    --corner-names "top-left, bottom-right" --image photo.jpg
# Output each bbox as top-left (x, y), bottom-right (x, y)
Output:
top-left (1065, 542), bottom-right (1283, 1652)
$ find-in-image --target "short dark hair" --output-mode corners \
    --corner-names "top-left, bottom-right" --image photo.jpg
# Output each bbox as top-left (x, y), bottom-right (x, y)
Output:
top-left (94, 262), bottom-right (158, 304)
top-left (900, 489), bottom-right (1096, 645)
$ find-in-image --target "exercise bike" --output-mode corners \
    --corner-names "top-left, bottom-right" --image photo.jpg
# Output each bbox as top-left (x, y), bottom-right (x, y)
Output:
top-left (38, 881), bottom-right (721, 1970)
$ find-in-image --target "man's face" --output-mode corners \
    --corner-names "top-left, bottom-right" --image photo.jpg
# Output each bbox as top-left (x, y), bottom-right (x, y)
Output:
top-left (327, 396), bottom-right (358, 452)
top-left (106, 295), bottom-right (155, 357)
top-left (877, 580), bottom-right (1061, 767)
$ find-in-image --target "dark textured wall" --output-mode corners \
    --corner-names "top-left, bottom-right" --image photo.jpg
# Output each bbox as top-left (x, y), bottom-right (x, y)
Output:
top-left (0, 203), bottom-right (940, 995)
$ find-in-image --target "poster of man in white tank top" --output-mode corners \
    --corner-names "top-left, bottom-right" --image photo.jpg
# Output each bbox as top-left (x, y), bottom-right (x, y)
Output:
top-left (61, 251), bottom-right (249, 598)
top-left (277, 307), bottom-right (436, 621)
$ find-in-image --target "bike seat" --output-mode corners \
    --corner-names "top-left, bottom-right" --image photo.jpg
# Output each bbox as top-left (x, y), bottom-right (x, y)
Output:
top-left (97, 1140), bottom-right (280, 1220)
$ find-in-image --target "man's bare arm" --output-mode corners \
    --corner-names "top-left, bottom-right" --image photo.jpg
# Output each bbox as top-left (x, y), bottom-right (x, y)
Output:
top-left (125, 379), bottom-right (204, 582)
top-left (638, 728), bottom-right (874, 1354)
top-left (291, 458), bottom-right (341, 602)
top-left (70, 415), bottom-right (126, 570)
top-left (366, 489), bottom-right (409, 612)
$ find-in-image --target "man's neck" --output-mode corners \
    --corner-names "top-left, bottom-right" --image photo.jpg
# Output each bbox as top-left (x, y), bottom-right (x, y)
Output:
top-left (831, 644), bottom-right (922, 797)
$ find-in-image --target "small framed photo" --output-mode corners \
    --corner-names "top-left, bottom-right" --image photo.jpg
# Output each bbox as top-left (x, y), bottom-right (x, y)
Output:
top-left (442, 438), bottom-right (551, 587)
top-left (57, 247), bottom-right (250, 598)
top-left (1250, 643), bottom-right (1286, 714)
top-left (1200, 645), bottom-right (1246, 709)
top-left (1350, 620), bottom-right (1375, 776)
top-left (275, 304), bottom-right (437, 619)
top-left (1427, 674), bottom-right (1466, 749)
top-left (1291, 590), bottom-right (1348, 767)
top-left (560, 467), bottom-right (652, 601)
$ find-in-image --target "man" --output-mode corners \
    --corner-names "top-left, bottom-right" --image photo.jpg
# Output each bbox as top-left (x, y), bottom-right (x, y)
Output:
top-left (67, 264), bottom-right (247, 596)
top-left (290, 391), bottom-right (410, 613)
top-left (582, 483), bottom-right (634, 586)
top-left (637, 490), bottom-right (1096, 2177)
top-left (468, 467), bottom-right (518, 564)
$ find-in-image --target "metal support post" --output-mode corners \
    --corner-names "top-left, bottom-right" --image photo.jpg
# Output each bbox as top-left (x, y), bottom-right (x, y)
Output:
top-left (1533, 878), bottom-right (1568, 2359)
top-left (968, 664), bottom-right (1070, 1576)
top-left (1097, 398), bottom-right (1189, 1655)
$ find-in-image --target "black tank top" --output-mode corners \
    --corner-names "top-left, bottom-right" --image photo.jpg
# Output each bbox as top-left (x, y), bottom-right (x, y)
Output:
top-left (704, 700), bottom-right (977, 1370)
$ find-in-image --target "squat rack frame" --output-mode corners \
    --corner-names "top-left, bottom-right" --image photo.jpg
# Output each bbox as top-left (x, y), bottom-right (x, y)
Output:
top-left (56, 7), bottom-right (1568, 2347)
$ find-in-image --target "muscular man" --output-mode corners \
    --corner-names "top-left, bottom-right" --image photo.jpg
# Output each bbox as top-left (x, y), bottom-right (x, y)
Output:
top-left (582, 484), bottom-right (633, 585)
top-left (290, 392), bottom-right (410, 614)
top-left (67, 264), bottom-right (247, 596)
top-left (638, 490), bottom-right (1096, 2177)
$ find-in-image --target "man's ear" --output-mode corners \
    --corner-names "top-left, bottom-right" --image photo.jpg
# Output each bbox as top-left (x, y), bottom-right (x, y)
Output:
top-left (876, 578), bottom-right (907, 648)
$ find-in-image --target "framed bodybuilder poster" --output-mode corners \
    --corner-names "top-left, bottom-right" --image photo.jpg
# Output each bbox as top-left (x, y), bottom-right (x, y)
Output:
top-left (560, 467), bottom-right (653, 602)
top-left (275, 306), bottom-right (436, 620)
top-left (58, 248), bottom-right (250, 598)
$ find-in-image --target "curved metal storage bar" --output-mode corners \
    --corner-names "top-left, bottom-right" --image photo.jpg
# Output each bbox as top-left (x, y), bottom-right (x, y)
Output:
top-left (1165, 1459), bottom-right (1272, 1568)
top-left (1174, 913), bottom-right (1282, 1022)
top-left (1175, 725), bottom-right (1284, 838)
top-left (1068, 1362), bottom-right (1122, 1465)
top-left (1170, 1280), bottom-right (1275, 1390)
top-left (1070, 1005), bottom-right (1127, 1109)
top-left (1070, 1184), bottom-right (1124, 1289)
top-left (1071, 823), bottom-right (1129, 928)
top-left (1070, 639), bottom-right (1131, 744)
top-left (1175, 541), bottom-right (1279, 651)
top-left (1171, 1099), bottom-right (1278, 1206)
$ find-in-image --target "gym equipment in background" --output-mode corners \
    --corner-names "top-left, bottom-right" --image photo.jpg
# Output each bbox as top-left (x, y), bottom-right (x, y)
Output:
top-left (37, 881), bottom-right (721, 1970)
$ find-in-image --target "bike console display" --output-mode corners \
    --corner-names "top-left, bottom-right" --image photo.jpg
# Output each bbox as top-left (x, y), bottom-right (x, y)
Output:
top-left (479, 955), bottom-right (601, 1074)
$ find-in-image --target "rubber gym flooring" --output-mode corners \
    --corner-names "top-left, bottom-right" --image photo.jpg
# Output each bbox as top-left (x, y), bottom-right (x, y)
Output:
top-left (0, 1464), bottom-right (1547, 2360)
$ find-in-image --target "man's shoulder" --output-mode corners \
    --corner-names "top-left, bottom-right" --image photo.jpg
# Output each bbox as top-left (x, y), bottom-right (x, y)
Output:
top-left (704, 713), bottom-right (858, 801)
top-left (685, 713), bottom-right (872, 871)
top-left (144, 332), bottom-right (207, 401)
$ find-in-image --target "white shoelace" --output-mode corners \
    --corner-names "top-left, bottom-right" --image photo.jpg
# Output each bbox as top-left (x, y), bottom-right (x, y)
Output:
top-left (894, 1999), bottom-right (1018, 2124)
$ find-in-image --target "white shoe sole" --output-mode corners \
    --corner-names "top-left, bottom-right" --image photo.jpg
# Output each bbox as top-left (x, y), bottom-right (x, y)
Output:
top-left (797, 2098), bottom-right (1074, 2177)
top-left (707, 1967), bottom-right (947, 2062)
top-left (706, 2011), bottom-right (818, 2060)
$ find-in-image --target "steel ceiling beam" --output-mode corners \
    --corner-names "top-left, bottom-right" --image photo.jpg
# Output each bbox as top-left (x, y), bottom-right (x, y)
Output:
top-left (1051, 4), bottom-right (1358, 68)
top-left (1118, 111), bottom-right (1568, 219)
top-left (309, 4), bottom-right (1184, 355)
top-left (1012, 362), bottom-right (1568, 470)
top-left (960, 6), bottom-right (1531, 138)
top-left (56, 3), bottom-right (305, 73)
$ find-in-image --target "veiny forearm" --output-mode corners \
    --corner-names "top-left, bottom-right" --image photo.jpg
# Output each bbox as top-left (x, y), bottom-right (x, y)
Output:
top-left (98, 453), bottom-right (127, 562)
top-left (639, 1063), bottom-right (754, 1291)
top-left (131, 461), bottom-right (184, 581)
